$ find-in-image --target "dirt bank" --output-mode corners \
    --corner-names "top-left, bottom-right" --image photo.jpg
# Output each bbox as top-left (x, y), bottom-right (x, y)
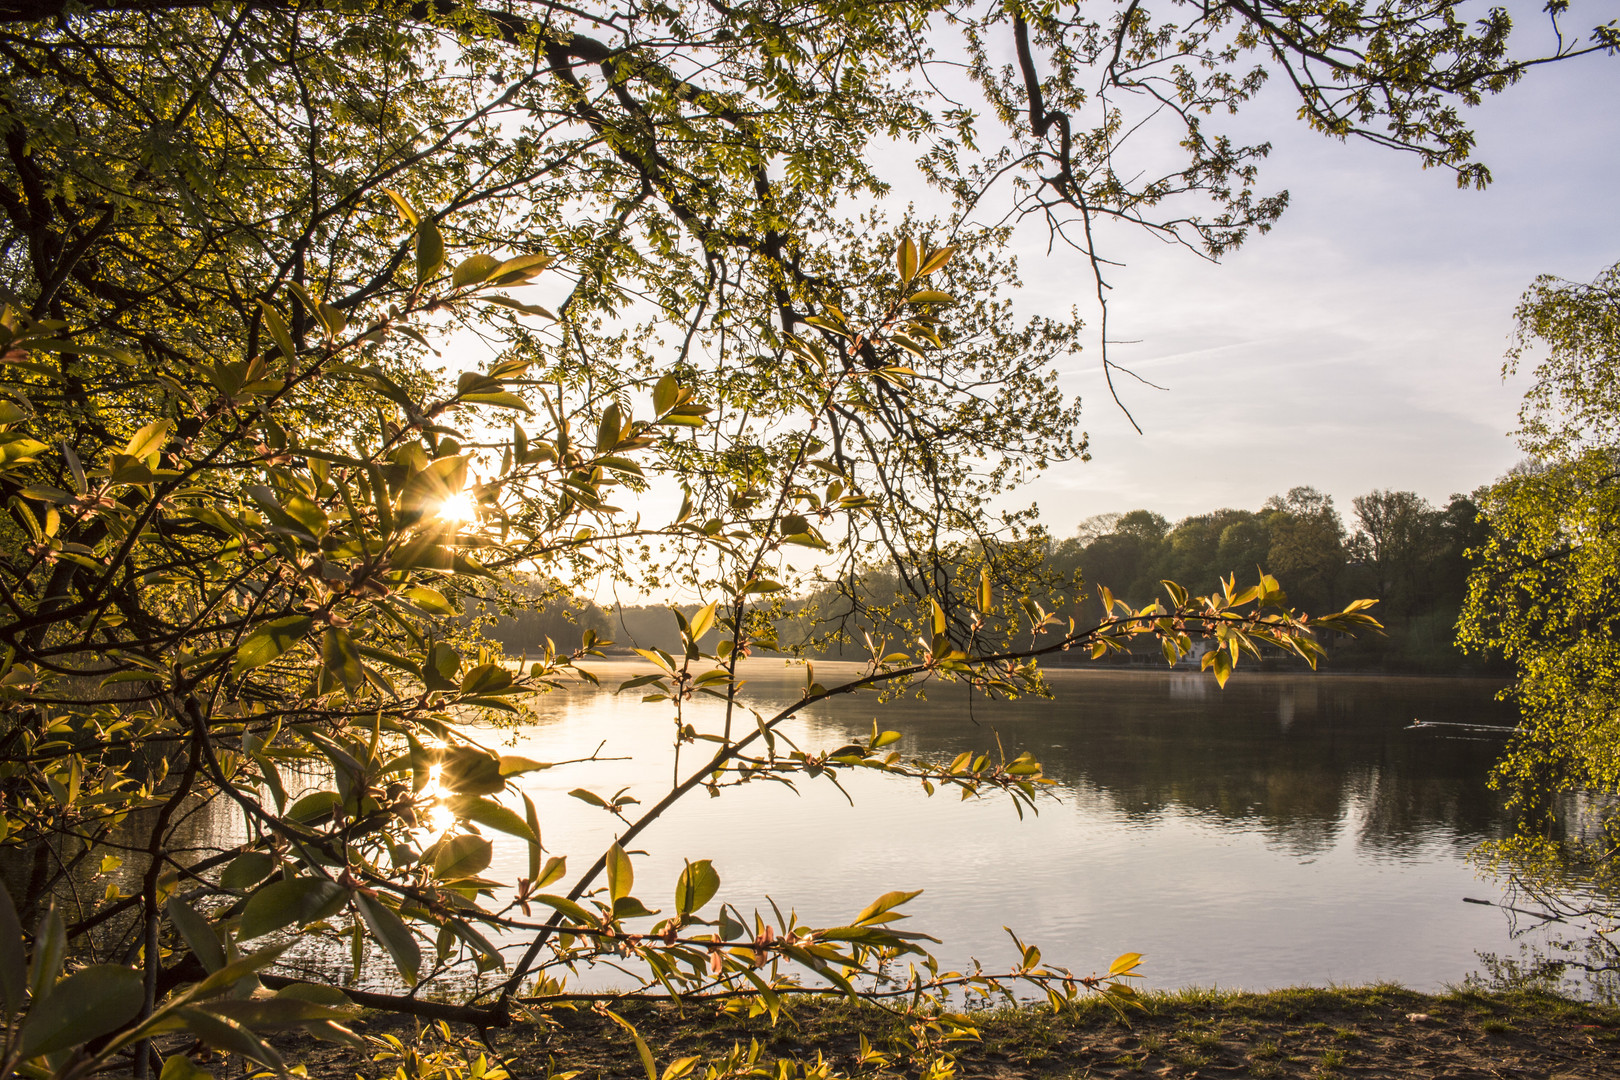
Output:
top-left (276, 985), bottom-right (1620, 1080)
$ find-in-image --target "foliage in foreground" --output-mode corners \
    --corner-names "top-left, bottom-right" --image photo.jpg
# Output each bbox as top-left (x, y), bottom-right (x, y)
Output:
top-left (0, 225), bottom-right (1378, 1080)
top-left (5, 0), bottom-right (1582, 1075)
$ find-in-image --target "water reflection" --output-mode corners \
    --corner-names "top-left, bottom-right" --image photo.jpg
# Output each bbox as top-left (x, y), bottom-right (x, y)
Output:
top-left (42, 662), bottom-right (1546, 995)
top-left (769, 667), bottom-right (1513, 846)
top-left (472, 662), bottom-right (1527, 992)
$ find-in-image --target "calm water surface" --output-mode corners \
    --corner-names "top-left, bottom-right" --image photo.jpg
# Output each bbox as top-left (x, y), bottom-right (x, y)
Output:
top-left (480, 661), bottom-right (1533, 993)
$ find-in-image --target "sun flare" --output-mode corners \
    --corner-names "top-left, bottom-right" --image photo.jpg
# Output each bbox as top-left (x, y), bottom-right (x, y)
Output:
top-left (422, 763), bottom-right (455, 836)
top-left (436, 491), bottom-right (478, 525)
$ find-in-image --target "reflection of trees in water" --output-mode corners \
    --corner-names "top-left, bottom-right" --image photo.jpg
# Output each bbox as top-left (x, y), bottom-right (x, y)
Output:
top-left (1468, 792), bottom-right (1620, 1001)
top-left (789, 671), bottom-right (1513, 853)
top-left (0, 787), bottom-right (247, 964)
top-left (1354, 759), bottom-right (1512, 855)
top-left (1468, 921), bottom-right (1620, 1005)
top-left (1046, 680), bottom-right (1507, 850)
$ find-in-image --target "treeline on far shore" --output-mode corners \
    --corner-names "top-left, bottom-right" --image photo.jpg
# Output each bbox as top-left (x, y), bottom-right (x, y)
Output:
top-left (1042, 485), bottom-right (1497, 674)
top-left (475, 485), bottom-right (1504, 676)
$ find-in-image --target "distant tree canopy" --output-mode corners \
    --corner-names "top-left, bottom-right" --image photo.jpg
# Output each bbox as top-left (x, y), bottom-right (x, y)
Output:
top-left (1047, 485), bottom-right (1486, 669)
top-left (469, 577), bottom-right (611, 656)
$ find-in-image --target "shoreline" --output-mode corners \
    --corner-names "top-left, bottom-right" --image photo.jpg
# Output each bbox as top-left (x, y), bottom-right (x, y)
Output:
top-left (278, 985), bottom-right (1618, 1079)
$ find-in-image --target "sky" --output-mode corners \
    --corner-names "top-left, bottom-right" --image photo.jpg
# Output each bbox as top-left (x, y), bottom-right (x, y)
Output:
top-left (997, 29), bottom-right (1620, 536)
top-left (460, 7), bottom-right (1620, 592)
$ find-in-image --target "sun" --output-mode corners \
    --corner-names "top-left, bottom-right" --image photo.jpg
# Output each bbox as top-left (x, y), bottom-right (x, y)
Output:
top-left (417, 763), bottom-right (455, 837)
top-left (436, 491), bottom-right (478, 525)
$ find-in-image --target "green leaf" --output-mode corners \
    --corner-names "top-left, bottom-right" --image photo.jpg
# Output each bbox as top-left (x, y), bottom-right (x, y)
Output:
top-left (458, 388), bottom-right (532, 412)
top-left (402, 585), bottom-right (457, 615)
top-left (1108, 952), bottom-right (1143, 977)
top-left (444, 795), bottom-right (537, 844)
top-left (160, 1054), bottom-right (215, 1080)
top-left (27, 904), bottom-right (64, 1001)
top-left (905, 290), bottom-right (954, 306)
top-left (482, 295), bottom-right (557, 320)
top-left (286, 790), bottom-right (340, 824)
top-left (220, 852), bottom-right (276, 892)
top-left (166, 897), bottom-right (226, 973)
top-left (596, 402), bottom-right (623, 452)
top-left (424, 641), bottom-right (461, 692)
top-left (613, 897), bottom-right (659, 920)
top-left (174, 1007), bottom-right (285, 1071)
top-left (122, 419), bottom-right (170, 460)
top-left (896, 237), bottom-right (918, 283)
top-left (200, 997), bottom-right (353, 1028)
top-left (0, 881), bottom-right (25, 1019)
top-left (440, 746), bottom-right (504, 795)
top-left (354, 893), bottom-right (420, 985)
top-left (605, 1009), bottom-right (658, 1080)
top-left (915, 245), bottom-right (956, 277)
top-left (652, 374), bottom-right (679, 416)
top-left (687, 600), bottom-right (719, 642)
top-left (280, 492), bottom-right (328, 537)
top-left (238, 877), bottom-right (348, 941)
top-left (258, 300), bottom-right (297, 361)
top-left (460, 662), bottom-right (513, 696)
top-left (381, 188), bottom-right (419, 227)
top-left (415, 217), bottom-right (445, 283)
top-left (0, 435), bottom-right (47, 471)
top-left (500, 756), bottom-right (553, 777)
top-left (272, 982), bottom-right (359, 1014)
top-left (532, 894), bottom-right (593, 925)
top-left (321, 627), bottom-right (365, 696)
top-left (606, 841), bottom-right (633, 902)
top-left (451, 253), bottom-right (501, 288)
top-left (487, 252), bottom-right (553, 285)
top-left (524, 793), bottom-right (543, 882)
top-left (184, 943), bottom-right (290, 1002)
top-left (17, 964), bottom-right (143, 1058)
top-left (535, 854), bottom-right (566, 889)
top-left (233, 615), bottom-right (313, 675)
top-left (674, 859), bottom-right (720, 917)
top-left (433, 834), bottom-right (494, 880)
top-left (853, 889), bottom-right (922, 927)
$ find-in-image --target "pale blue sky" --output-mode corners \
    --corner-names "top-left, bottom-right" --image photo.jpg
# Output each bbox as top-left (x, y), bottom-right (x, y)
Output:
top-left (1011, 34), bottom-right (1620, 534)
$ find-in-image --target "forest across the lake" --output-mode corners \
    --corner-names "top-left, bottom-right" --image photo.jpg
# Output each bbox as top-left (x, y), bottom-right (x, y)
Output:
top-left (479, 484), bottom-right (1500, 675)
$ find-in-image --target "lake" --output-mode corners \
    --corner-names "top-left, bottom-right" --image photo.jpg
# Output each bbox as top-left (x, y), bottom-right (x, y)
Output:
top-left (470, 660), bottom-right (1550, 995)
